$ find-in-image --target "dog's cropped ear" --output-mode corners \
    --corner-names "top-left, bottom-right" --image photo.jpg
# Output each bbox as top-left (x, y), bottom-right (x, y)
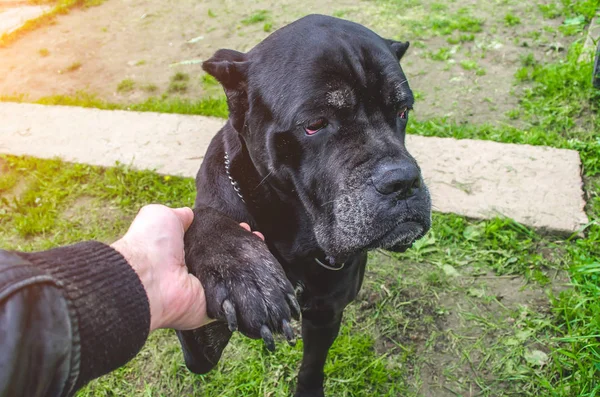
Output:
top-left (387, 40), bottom-right (410, 61)
top-left (203, 49), bottom-right (249, 91)
top-left (203, 49), bottom-right (250, 132)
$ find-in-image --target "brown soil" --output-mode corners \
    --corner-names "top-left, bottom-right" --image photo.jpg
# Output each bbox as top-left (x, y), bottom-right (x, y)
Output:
top-left (0, 0), bottom-right (572, 125)
top-left (359, 254), bottom-right (564, 397)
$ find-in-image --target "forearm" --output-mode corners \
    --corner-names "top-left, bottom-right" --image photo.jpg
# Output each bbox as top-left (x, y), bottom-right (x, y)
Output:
top-left (1, 242), bottom-right (151, 396)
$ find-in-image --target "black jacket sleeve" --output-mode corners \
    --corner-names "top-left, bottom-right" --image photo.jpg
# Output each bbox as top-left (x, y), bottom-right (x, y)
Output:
top-left (0, 242), bottom-right (151, 397)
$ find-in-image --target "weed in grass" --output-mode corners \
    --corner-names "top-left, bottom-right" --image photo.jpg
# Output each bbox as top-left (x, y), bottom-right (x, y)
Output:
top-left (429, 47), bottom-right (452, 61)
top-left (538, 3), bottom-right (562, 19)
top-left (0, 167), bottom-right (18, 195)
top-left (201, 74), bottom-right (218, 88)
top-left (526, 30), bottom-right (542, 41)
top-left (116, 79), bottom-right (135, 93)
top-left (64, 61), bottom-right (82, 72)
top-left (436, 8), bottom-right (483, 35)
top-left (460, 59), bottom-right (478, 71)
top-left (515, 66), bottom-right (532, 82)
top-left (171, 72), bottom-right (189, 82)
top-left (135, 60), bottom-right (146, 66)
top-left (504, 13), bottom-right (521, 27)
top-left (332, 10), bottom-right (349, 18)
top-left (520, 53), bottom-right (537, 67)
top-left (506, 109), bottom-right (521, 120)
top-left (168, 72), bottom-right (190, 93)
top-left (430, 2), bottom-right (448, 12)
top-left (207, 9), bottom-right (216, 18)
top-left (168, 82), bottom-right (187, 93)
top-left (241, 10), bottom-right (270, 25)
top-left (38, 48), bottom-right (50, 57)
top-left (142, 83), bottom-right (158, 93)
top-left (447, 33), bottom-right (475, 44)
top-left (263, 22), bottom-right (273, 32)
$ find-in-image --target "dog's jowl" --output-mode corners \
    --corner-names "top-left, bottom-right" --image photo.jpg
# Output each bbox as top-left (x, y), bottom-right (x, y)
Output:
top-left (177, 14), bottom-right (432, 397)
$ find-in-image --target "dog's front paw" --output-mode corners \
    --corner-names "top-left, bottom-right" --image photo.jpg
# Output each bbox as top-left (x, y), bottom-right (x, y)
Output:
top-left (185, 220), bottom-right (300, 350)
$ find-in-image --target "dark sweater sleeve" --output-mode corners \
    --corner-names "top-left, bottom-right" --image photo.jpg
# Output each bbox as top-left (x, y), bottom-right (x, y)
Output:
top-left (14, 241), bottom-right (151, 394)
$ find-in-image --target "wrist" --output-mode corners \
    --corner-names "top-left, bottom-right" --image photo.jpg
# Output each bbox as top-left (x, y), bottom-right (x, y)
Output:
top-left (110, 239), bottom-right (162, 331)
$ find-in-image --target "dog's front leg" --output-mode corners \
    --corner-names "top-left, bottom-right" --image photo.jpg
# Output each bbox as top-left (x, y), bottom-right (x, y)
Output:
top-left (177, 205), bottom-right (300, 374)
top-left (294, 310), bottom-right (343, 397)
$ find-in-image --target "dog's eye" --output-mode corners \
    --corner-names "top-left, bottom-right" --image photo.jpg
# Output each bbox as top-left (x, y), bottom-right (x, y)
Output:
top-left (305, 118), bottom-right (329, 135)
top-left (398, 108), bottom-right (409, 120)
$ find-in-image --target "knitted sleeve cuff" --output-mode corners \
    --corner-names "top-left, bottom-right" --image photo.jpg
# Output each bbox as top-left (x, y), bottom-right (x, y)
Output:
top-left (17, 241), bottom-right (150, 390)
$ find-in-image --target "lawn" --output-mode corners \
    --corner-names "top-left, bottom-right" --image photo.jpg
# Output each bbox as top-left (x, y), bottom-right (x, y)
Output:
top-left (1, 0), bottom-right (600, 396)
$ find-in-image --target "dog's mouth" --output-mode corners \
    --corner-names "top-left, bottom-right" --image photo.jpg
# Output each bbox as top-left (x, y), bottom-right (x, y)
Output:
top-left (366, 220), bottom-right (425, 252)
top-left (321, 220), bottom-right (426, 264)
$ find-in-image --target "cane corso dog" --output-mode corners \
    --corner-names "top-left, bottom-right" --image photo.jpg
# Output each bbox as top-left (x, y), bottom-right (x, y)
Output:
top-left (177, 14), bottom-right (432, 396)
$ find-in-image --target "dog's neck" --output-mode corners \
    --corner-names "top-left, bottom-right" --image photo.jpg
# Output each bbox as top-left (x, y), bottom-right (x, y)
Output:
top-left (223, 148), bottom-right (345, 271)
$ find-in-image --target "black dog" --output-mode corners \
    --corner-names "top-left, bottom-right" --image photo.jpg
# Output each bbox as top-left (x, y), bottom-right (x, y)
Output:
top-left (177, 14), bottom-right (432, 396)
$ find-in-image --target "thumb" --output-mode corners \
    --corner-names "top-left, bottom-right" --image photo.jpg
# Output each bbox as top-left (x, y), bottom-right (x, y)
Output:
top-left (173, 207), bottom-right (194, 232)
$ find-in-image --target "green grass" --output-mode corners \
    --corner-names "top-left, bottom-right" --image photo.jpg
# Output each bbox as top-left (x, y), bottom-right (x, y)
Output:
top-left (447, 33), bottom-right (475, 44)
top-left (538, 3), bottom-right (562, 19)
top-left (241, 10), bottom-right (270, 25)
top-left (428, 47), bottom-right (452, 61)
top-left (168, 72), bottom-right (190, 94)
top-left (460, 59), bottom-right (478, 70)
top-left (504, 13), bottom-right (521, 27)
top-left (142, 83), bottom-right (158, 93)
top-left (429, 8), bottom-right (484, 35)
top-left (116, 79), bottom-right (135, 93)
top-left (0, 152), bottom-right (597, 396)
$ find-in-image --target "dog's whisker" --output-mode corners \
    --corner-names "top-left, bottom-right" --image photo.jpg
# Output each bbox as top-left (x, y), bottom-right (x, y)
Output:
top-left (256, 170), bottom-right (275, 189)
top-left (320, 199), bottom-right (336, 208)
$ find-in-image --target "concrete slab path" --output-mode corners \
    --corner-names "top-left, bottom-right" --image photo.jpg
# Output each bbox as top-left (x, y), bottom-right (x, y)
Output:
top-left (0, 102), bottom-right (589, 233)
top-left (0, 4), bottom-right (50, 36)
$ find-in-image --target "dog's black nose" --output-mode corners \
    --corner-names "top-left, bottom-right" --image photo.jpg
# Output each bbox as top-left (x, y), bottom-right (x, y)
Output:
top-left (372, 162), bottom-right (421, 199)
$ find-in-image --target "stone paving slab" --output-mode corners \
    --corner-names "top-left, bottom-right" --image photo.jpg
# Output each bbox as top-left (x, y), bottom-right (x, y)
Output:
top-left (0, 5), bottom-right (50, 36)
top-left (0, 102), bottom-right (589, 233)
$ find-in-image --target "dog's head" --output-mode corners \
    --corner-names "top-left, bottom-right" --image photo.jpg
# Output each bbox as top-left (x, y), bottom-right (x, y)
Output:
top-left (204, 15), bottom-right (431, 263)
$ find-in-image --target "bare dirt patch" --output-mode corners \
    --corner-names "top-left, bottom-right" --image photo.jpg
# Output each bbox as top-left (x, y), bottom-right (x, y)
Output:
top-left (0, 0), bottom-right (576, 125)
top-left (359, 253), bottom-right (560, 396)
top-left (59, 194), bottom-right (129, 243)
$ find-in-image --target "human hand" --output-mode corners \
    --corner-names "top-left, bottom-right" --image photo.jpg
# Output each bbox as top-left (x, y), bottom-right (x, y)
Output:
top-left (111, 204), bottom-right (206, 332)
top-left (111, 204), bottom-right (267, 332)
